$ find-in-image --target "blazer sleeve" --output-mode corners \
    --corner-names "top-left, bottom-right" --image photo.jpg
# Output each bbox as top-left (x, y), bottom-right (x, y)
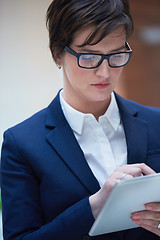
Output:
top-left (0, 130), bottom-right (94, 240)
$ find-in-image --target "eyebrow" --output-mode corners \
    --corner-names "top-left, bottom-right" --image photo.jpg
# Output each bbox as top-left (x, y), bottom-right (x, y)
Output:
top-left (109, 45), bottom-right (126, 53)
top-left (76, 44), bottom-right (126, 54)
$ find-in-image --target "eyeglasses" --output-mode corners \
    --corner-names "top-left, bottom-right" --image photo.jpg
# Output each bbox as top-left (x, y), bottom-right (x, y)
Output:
top-left (64, 42), bottom-right (132, 69)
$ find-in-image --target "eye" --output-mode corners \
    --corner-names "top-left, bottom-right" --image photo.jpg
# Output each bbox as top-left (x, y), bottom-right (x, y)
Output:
top-left (112, 53), bottom-right (124, 59)
top-left (81, 55), bottom-right (95, 61)
top-left (79, 54), bottom-right (102, 68)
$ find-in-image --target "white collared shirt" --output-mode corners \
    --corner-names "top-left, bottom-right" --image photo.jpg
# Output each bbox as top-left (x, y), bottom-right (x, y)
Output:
top-left (60, 91), bottom-right (127, 187)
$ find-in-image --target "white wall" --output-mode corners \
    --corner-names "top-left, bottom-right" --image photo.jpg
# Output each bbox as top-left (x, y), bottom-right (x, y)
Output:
top-left (0, 0), bottom-right (62, 147)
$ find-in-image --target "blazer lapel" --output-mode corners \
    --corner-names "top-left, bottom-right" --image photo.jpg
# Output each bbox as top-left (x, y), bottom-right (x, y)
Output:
top-left (115, 93), bottom-right (148, 165)
top-left (45, 92), bottom-right (100, 194)
top-left (45, 91), bottom-right (148, 192)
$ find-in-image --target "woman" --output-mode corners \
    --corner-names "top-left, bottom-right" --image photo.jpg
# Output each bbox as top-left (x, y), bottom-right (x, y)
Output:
top-left (1, 0), bottom-right (160, 239)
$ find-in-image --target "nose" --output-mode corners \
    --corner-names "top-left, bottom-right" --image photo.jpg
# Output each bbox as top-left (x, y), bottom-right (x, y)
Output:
top-left (95, 59), bottom-right (110, 78)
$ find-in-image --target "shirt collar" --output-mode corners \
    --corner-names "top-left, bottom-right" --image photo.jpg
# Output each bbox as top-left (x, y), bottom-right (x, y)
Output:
top-left (60, 90), bottom-right (84, 135)
top-left (100, 92), bottom-right (121, 132)
top-left (60, 90), bottom-right (121, 135)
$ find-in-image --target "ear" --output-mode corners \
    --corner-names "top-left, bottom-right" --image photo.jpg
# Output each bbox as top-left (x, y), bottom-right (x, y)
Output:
top-left (57, 63), bottom-right (62, 69)
top-left (56, 58), bottom-right (62, 69)
top-left (49, 45), bottom-right (63, 69)
top-left (55, 52), bottom-right (62, 69)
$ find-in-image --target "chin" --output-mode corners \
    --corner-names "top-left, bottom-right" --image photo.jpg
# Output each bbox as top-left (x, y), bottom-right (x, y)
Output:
top-left (93, 93), bottom-right (111, 102)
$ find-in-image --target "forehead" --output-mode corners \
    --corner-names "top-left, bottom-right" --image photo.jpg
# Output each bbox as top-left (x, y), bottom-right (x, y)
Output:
top-left (71, 26), bottom-right (126, 50)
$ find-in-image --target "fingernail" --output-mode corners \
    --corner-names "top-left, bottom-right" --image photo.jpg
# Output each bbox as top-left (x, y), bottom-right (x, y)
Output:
top-left (145, 205), bottom-right (152, 210)
top-left (132, 214), bottom-right (140, 220)
top-left (132, 219), bottom-right (140, 223)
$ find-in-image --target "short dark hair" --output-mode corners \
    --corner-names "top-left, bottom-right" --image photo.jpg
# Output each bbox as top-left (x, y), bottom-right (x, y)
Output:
top-left (46, 0), bottom-right (133, 63)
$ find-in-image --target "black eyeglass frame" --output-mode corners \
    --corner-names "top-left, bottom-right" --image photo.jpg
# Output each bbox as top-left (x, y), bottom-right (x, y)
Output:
top-left (64, 42), bottom-right (132, 69)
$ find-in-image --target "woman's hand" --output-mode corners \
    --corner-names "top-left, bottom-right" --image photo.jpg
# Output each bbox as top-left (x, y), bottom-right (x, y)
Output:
top-left (132, 202), bottom-right (160, 236)
top-left (89, 163), bottom-right (155, 219)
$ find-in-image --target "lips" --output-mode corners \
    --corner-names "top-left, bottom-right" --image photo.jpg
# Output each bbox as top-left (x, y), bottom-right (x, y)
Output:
top-left (91, 82), bottom-right (110, 89)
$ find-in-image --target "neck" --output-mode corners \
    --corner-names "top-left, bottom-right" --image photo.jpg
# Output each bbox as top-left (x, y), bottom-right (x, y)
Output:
top-left (62, 90), bottom-right (111, 121)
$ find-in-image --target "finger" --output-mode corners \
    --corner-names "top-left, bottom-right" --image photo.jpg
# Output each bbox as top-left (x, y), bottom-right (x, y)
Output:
top-left (112, 163), bottom-right (155, 181)
top-left (116, 172), bottom-right (133, 180)
top-left (136, 223), bottom-right (160, 237)
top-left (132, 214), bottom-right (160, 237)
top-left (121, 174), bottom-right (133, 180)
top-left (132, 218), bottom-right (159, 229)
top-left (114, 166), bottom-right (141, 179)
top-left (123, 167), bottom-right (143, 177)
top-left (120, 163), bottom-right (155, 176)
top-left (132, 210), bottom-right (160, 221)
top-left (145, 203), bottom-right (160, 212)
top-left (131, 163), bottom-right (156, 175)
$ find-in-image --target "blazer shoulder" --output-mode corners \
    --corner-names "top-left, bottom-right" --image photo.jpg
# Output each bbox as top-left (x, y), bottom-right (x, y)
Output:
top-left (7, 108), bottom-right (48, 133)
top-left (130, 99), bottom-right (159, 112)
top-left (117, 94), bottom-right (160, 115)
top-left (132, 101), bottom-right (160, 119)
top-left (3, 92), bottom-right (63, 146)
top-left (115, 93), bottom-right (160, 123)
top-left (2, 107), bottom-right (52, 149)
top-left (128, 101), bottom-right (160, 131)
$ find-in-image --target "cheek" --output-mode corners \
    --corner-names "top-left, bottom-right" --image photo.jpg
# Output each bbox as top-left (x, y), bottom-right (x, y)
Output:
top-left (67, 67), bottom-right (86, 85)
top-left (113, 68), bottom-right (123, 82)
top-left (62, 55), bottom-right (83, 80)
top-left (65, 64), bottom-right (92, 86)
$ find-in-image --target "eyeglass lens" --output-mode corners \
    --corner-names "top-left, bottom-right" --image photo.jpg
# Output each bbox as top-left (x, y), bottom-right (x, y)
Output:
top-left (79, 52), bottom-right (130, 68)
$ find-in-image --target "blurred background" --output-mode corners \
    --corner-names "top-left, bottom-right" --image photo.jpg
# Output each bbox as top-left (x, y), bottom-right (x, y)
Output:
top-left (116, 0), bottom-right (160, 107)
top-left (0, 0), bottom-right (160, 239)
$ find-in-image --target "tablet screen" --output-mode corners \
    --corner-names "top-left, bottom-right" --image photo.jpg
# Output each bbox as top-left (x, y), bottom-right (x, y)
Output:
top-left (89, 173), bottom-right (160, 236)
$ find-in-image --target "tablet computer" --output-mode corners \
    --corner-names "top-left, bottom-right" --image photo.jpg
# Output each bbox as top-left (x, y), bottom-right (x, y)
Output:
top-left (89, 173), bottom-right (160, 236)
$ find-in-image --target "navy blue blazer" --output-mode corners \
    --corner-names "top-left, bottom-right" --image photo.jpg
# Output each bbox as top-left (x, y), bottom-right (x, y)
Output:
top-left (1, 91), bottom-right (160, 240)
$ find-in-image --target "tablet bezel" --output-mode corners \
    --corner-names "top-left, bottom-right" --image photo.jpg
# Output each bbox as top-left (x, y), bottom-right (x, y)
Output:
top-left (89, 173), bottom-right (160, 236)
